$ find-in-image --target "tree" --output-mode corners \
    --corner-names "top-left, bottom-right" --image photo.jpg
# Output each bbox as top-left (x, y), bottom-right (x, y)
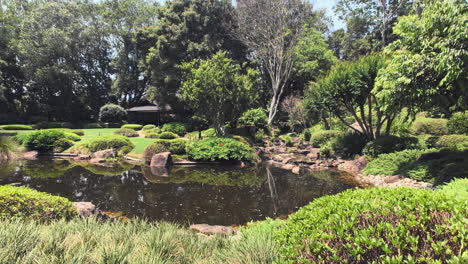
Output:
top-left (281, 96), bottom-right (308, 133)
top-left (376, 0), bottom-right (467, 116)
top-left (306, 55), bottom-right (397, 140)
top-left (99, 104), bottom-right (127, 123)
top-left (180, 51), bottom-right (258, 136)
top-left (236, 0), bottom-right (308, 125)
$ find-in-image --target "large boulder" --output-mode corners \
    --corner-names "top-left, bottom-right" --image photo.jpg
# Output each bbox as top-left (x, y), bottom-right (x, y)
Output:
top-left (73, 202), bottom-right (109, 219)
top-left (190, 224), bottom-right (237, 235)
top-left (91, 149), bottom-right (117, 159)
top-left (150, 152), bottom-right (172, 168)
top-left (337, 156), bottom-right (368, 174)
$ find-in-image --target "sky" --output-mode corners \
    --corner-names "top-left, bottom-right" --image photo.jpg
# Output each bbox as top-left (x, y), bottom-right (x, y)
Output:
top-left (312, 0), bottom-right (344, 30)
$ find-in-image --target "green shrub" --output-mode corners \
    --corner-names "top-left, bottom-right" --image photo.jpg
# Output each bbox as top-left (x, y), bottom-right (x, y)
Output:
top-left (439, 178), bottom-right (468, 197)
top-left (417, 134), bottom-right (440, 148)
top-left (63, 132), bottom-right (81, 142)
top-left (364, 149), bottom-right (432, 176)
top-left (411, 117), bottom-right (448, 135)
top-left (70, 135), bottom-right (135, 156)
top-left (310, 130), bottom-right (342, 147)
top-left (53, 138), bottom-right (74, 152)
top-left (188, 116), bottom-right (209, 132)
top-left (165, 139), bottom-right (188, 155)
top-left (113, 128), bottom-right (139, 137)
top-left (187, 137), bottom-right (255, 162)
top-left (436, 134), bottom-right (468, 148)
top-left (162, 122), bottom-right (187, 136)
top-left (447, 112), bottom-right (468, 134)
top-left (331, 132), bottom-right (367, 159)
top-left (0, 124), bottom-right (33, 130)
top-left (159, 131), bottom-right (178, 139)
top-left (302, 128), bottom-right (311, 142)
top-left (143, 142), bottom-right (170, 164)
top-left (276, 187), bottom-right (467, 263)
top-left (239, 108), bottom-right (268, 128)
top-left (144, 127), bottom-right (161, 134)
top-left (99, 104), bottom-right (127, 123)
top-left (145, 133), bottom-right (160, 138)
top-left (121, 124), bottom-right (143, 131)
top-left (142, 124), bottom-right (156, 130)
top-left (255, 129), bottom-right (266, 143)
top-left (0, 136), bottom-right (18, 160)
top-left (279, 135), bottom-right (293, 146)
top-left (24, 130), bottom-right (70, 152)
top-left (363, 135), bottom-right (421, 157)
top-left (0, 185), bottom-right (76, 220)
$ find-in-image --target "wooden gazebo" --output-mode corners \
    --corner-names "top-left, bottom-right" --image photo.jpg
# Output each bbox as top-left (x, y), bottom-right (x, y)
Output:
top-left (126, 104), bottom-right (172, 126)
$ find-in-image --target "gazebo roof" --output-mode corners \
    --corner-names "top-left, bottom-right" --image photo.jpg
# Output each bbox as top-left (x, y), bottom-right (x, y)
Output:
top-left (127, 104), bottom-right (172, 113)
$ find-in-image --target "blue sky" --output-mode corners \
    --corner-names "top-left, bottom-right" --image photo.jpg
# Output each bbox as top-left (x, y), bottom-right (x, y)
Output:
top-left (312, 0), bottom-right (344, 30)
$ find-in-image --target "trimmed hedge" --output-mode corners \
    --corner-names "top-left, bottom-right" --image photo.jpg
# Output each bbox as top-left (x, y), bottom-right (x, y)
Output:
top-left (145, 133), bottom-right (160, 138)
top-left (363, 135), bottom-right (421, 157)
top-left (411, 117), bottom-right (448, 135)
top-left (0, 124), bottom-right (33, 130)
top-left (186, 137), bottom-right (255, 162)
top-left (142, 124), bottom-right (157, 130)
top-left (436, 134), bottom-right (468, 149)
top-left (53, 138), bottom-right (75, 152)
top-left (448, 112), bottom-right (468, 134)
top-left (69, 135), bottom-right (134, 156)
top-left (162, 122), bottom-right (187, 136)
top-left (310, 130), bottom-right (342, 148)
top-left (143, 139), bottom-right (188, 164)
top-left (113, 128), bottom-right (139, 137)
top-left (159, 131), bottom-right (178, 139)
top-left (121, 124), bottom-right (143, 131)
top-left (238, 108), bottom-right (268, 128)
top-left (24, 130), bottom-right (77, 152)
top-left (0, 185), bottom-right (76, 220)
top-left (276, 187), bottom-right (467, 263)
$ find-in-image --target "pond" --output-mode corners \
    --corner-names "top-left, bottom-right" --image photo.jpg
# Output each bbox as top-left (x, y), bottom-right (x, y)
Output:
top-left (0, 158), bottom-right (359, 225)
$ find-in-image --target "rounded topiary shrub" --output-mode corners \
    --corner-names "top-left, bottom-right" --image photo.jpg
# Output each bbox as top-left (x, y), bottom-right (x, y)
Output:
top-left (142, 124), bottom-right (156, 130)
top-left (162, 122), bottom-right (187, 136)
top-left (0, 124), bottom-right (33, 130)
top-left (310, 130), bottom-right (342, 148)
top-left (24, 130), bottom-right (70, 152)
top-left (363, 135), bottom-right (421, 158)
top-left (145, 133), bottom-right (160, 138)
top-left (0, 185), bottom-right (76, 220)
top-left (121, 124), bottom-right (143, 131)
top-left (447, 112), bottom-right (468, 134)
top-left (69, 135), bottom-right (135, 156)
top-left (239, 108), bottom-right (268, 128)
top-left (53, 138), bottom-right (75, 152)
top-left (99, 104), bottom-right (127, 123)
top-left (411, 117), bottom-right (448, 135)
top-left (113, 128), bottom-right (139, 137)
top-left (159, 131), bottom-right (178, 139)
top-left (436, 134), bottom-right (468, 149)
top-left (186, 137), bottom-right (254, 162)
top-left (277, 187), bottom-right (467, 263)
top-left (331, 132), bottom-right (368, 159)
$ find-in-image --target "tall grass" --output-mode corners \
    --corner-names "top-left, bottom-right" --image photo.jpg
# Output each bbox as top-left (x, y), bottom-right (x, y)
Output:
top-left (0, 136), bottom-right (19, 161)
top-left (0, 218), bottom-right (280, 264)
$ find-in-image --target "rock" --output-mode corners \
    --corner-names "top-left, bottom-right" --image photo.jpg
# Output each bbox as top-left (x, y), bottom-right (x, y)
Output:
top-left (297, 149), bottom-right (310, 155)
top-left (190, 224), bottom-right (237, 235)
top-left (22, 151), bottom-right (38, 160)
top-left (282, 164), bottom-right (295, 170)
top-left (91, 149), bottom-right (117, 159)
top-left (384, 176), bottom-right (401, 184)
top-left (73, 202), bottom-right (109, 220)
top-left (292, 166), bottom-right (300, 174)
top-left (306, 148), bottom-right (320, 160)
top-left (74, 154), bottom-right (91, 161)
top-left (150, 152), bottom-right (172, 168)
top-left (337, 156), bottom-right (368, 174)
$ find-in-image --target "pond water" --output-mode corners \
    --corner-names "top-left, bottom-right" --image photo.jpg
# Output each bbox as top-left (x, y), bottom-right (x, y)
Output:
top-left (0, 158), bottom-right (359, 225)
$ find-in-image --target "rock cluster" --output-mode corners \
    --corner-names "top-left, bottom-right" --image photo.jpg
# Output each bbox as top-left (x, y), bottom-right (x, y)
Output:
top-left (73, 202), bottom-right (109, 219)
top-left (355, 174), bottom-right (433, 189)
top-left (190, 224), bottom-right (237, 236)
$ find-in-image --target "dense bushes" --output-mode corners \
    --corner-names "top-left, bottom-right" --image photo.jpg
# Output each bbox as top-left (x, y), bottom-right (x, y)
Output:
top-left (310, 130), bottom-right (342, 147)
top-left (145, 133), bottom-right (160, 138)
top-left (69, 135), bottom-right (134, 156)
top-left (113, 128), bottom-right (139, 137)
top-left (436, 134), bottom-right (468, 149)
top-left (121, 124), bottom-right (143, 130)
top-left (187, 137), bottom-right (255, 162)
top-left (0, 124), bottom-right (33, 130)
top-left (0, 136), bottom-right (18, 160)
top-left (99, 104), bottom-right (127, 123)
top-left (0, 185), bottom-right (76, 220)
top-left (142, 124), bottom-right (156, 130)
top-left (363, 135), bottom-right (421, 157)
top-left (162, 122), bottom-right (187, 136)
top-left (159, 131), bottom-right (178, 139)
top-left (239, 108), bottom-right (268, 128)
top-left (143, 139), bottom-right (188, 164)
top-left (276, 187), bottom-right (467, 263)
top-left (411, 117), bottom-right (448, 135)
top-left (331, 132), bottom-right (367, 159)
top-left (24, 130), bottom-right (79, 152)
top-left (53, 138), bottom-right (75, 152)
top-left (364, 149), bottom-right (433, 176)
top-left (447, 112), bottom-right (468, 134)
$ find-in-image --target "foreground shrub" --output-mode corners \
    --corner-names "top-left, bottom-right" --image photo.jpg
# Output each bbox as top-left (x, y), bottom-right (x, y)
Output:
top-left (24, 130), bottom-right (70, 152)
top-left (47, 128), bottom-right (84, 136)
top-left (310, 130), bottom-right (342, 147)
top-left (53, 138), bottom-right (74, 152)
top-left (162, 122), bottom-right (187, 136)
top-left (411, 117), bottom-right (448, 135)
top-left (448, 112), bottom-right (468, 134)
top-left (145, 133), bottom-right (160, 138)
top-left (0, 124), bottom-right (33, 130)
top-left (277, 187), bottom-right (467, 263)
top-left (143, 139), bottom-right (188, 164)
top-left (436, 134), bottom-right (468, 149)
top-left (121, 124), bottom-right (143, 130)
top-left (159, 131), bottom-right (178, 139)
top-left (0, 136), bottom-right (18, 160)
top-left (331, 132), bottom-right (367, 159)
top-left (364, 149), bottom-right (433, 176)
top-left (99, 104), bottom-right (127, 123)
top-left (279, 135), bottom-right (293, 146)
top-left (142, 124), bottom-right (156, 130)
top-left (187, 137), bottom-right (255, 161)
top-left (363, 135), bottom-right (421, 157)
top-left (239, 108), bottom-right (268, 128)
top-left (113, 128), bottom-right (139, 137)
top-left (69, 135), bottom-right (134, 156)
top-left (0, 186), bottom-right (76, 220)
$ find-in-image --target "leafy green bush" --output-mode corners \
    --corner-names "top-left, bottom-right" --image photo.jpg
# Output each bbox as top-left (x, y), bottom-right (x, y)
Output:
top-left (121, 124), bottom-right (143, 131)
top-left (99, 104), bottom-right (127, 123)
top-left (144, 127), bottom-right (161, 135)
top-left (411, 117), bottom-right (448, 135)
top-left (145, 133), bottom-right (160, 138)
top-left (0, 185), bottom-right (76, 220)
top-left (310, 130), bottom-right (342, 147)
top-left (0, 124), bottom-right (33, 130)
top-left (331, 132), bottom-right (367, 159)
top-left (302, 128), bottom-right (311, 142)
top-left (162, 122), bottom-right (187, 136)
top-left (436, 134), bottom-right (468, 148)
top-left (439, 178), bottom-right (468, 198)
top-left (113, 128), bottom-right (139, 137)
top-left (364, 149), bottom-right (433, 176)
top-left (70, 135), bottom-right (134, 156)
top-left (276, 187), bottom-right (467, 263)
top-left (447, 112), bottom-right (468, 134)
top-left (159, 131), bottom-right (178, 139)
top-left (24, 130), bottom-right (71, 152)
top-left (187, 116), bottom-right (209, 132)
top-left (143, 142), bottom-right (170, 164)
top-left (0, 136), bottom-right (18, 160)
top-left (239, 108), bottom-right (268, 128)
top-left (53, 138), bottom-right (74, 152)
top-left (279, 135), bottom-right (293, 146)
top-left (363, 135), bottom-right (422, 157)
top-left (255, 129), bottom-right (266, 143)
top-left (142, 124), bottom-right (156, 130)
top-left (187, 137), bottom-right (255, 162)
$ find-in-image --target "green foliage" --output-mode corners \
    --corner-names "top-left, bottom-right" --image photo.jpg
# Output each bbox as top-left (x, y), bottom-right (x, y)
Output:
top-left (0, 124), bottom-right (33, 130)
top-left (239, 108), bottom-right (268, 128)
top-left (159, 132), bottom-right (178, 140)
top-left (302, 128), bottom-right (312, 142)
top-left (279, 135), bottom-right (293, 147)
top-left (186, 137), bottom-right (255, 162)
top-left (448, 112), bottom-right (468, 134)
top-left (0, 136), bottom-right (18, 160)
top-left (24, 130), bottom-right (71, 152)
top-left (113, 128), bottom-right (139, 137)
top-left (144, 133), bottom-right (159, 139)
top-left (161, 122), bottom-right (187, 136)
top-left (180, 51), bottom-right (258, 135)
top-left (53, 138), bottom-right (74, 153)
top-left (276, 187), bottom-right (467, 263)
top-left (255, 129), bottom-right (267, 143)
top-left (363, 135), bottom-right (422, 158)
top-left (364, 149), bottom-right (434, 176)
top-left (310, 130), bottom-right (343, 148)
top-left (439, 178), bottom-right (468, 198)
top-left (142, 124), bottom-right (156, 131)
top-left (121, 124), bottom-right (143, 131)
top-left (70, 135), bottom-right (134, 156)
top-left (99, 104), bottom-right (127, 123)
top-left (331, 132), bottom-right (368, 159)
top-left (411, 117), bottom-right (448, 136)
top-left (436, 134), bottom-right (468, 149)
top-left (143, 139), bottom-right (187, 164)
top-left (0, 185), bottom-right (76, 220)
top-left (187, 116), bottom-right (209, 132)
top-left (144, 127), bottom-right (161, 135)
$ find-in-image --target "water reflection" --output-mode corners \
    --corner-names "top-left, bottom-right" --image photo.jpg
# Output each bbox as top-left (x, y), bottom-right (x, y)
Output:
top-left (0, 158), bottom-right (358, 225)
